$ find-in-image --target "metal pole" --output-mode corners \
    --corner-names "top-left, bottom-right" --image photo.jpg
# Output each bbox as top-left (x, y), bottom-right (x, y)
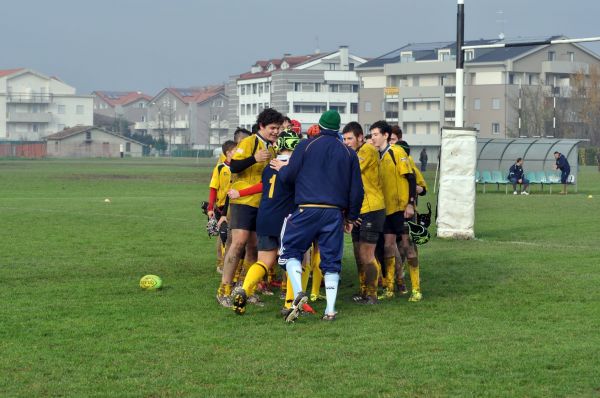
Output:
top-left (455, 0), bottom-right (465, 127)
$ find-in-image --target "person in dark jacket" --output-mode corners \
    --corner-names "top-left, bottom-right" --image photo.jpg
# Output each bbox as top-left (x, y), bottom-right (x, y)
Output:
top-left (419, 148), bottom-right (428, 172)
top-left (554, 151), bottom-right (571, 194)
top-left (508, 158), bottom-right (529, 195)
top-left (271, 110), bottom-right (364, 322)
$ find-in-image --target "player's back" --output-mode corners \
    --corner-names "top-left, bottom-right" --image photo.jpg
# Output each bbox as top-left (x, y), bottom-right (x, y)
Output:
top-left (256, 166), bottom-right (295, 237)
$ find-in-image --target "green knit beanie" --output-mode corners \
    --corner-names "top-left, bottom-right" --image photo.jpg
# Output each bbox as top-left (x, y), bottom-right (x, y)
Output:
top-left (318, 110), bottom-right (341, 131)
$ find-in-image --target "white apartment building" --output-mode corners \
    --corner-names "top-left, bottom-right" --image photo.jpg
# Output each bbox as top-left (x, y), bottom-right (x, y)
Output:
top-left (228, 46), bottom-right (367, 132)
top-left (0, 68), bottom-right (93, 141)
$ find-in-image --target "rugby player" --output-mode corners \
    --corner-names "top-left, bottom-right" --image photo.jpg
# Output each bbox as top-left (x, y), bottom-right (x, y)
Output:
top-left (216, 108), bottom-right (282, 307)
top-left (342, 122), bottom-right (385, 305)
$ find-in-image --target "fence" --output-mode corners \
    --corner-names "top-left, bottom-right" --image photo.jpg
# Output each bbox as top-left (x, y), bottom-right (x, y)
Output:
top-left (0, 141), bottom-right (46, 158)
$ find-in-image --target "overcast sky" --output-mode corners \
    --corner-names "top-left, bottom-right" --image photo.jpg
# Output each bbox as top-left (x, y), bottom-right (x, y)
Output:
top-left (2, 0), bottom-right (599, 95)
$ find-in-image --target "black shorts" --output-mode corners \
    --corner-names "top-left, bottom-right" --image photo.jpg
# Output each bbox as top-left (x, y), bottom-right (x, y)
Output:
top-left (229, 204), bottom-right (258, 231)
top-left (351, 209), bottom-right (386, 244)
top-left (383, 211), bottom-right (406, 235)
top-left (257, 235), bottom-right (279, 251)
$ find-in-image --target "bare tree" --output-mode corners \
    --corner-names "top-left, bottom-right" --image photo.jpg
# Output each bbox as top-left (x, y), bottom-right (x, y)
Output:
top-left (571, 65), bottom-right (600, 146)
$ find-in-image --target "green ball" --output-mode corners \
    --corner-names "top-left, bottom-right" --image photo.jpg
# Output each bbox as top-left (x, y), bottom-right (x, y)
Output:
top-left (140, 275), bottom-right (162, 290)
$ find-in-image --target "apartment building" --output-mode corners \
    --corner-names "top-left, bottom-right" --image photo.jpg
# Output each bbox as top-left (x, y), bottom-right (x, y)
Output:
top-left (133, 86), bottom-right (228, 148)
top-left (227, 46), bottom-right (367, 132)
top-left (356, 36), bottom-right (600, 158)
top-left (92, 91), bottom-right (152, 128)
top-left (0, 68), bottom-right (92, 141)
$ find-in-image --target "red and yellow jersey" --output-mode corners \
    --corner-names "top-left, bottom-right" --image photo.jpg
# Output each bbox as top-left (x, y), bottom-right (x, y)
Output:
top-left (209, 163), bottom-right (232, 208)
top-left (231, 134), bottom-right (277, 207)
top-left (379, 144), bottom-right (412, 215)
top-left (356, 143), bottom-right (385, 214)
top-left (408, 155), bottom-right (428, 191)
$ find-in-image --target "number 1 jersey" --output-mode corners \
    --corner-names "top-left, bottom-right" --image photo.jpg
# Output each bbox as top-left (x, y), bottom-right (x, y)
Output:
top-left (256, 165), bottom-right (296, 238)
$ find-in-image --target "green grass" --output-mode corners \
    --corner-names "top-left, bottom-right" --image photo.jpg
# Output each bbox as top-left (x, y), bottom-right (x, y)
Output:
top-left (1, 158), bottom-right (599, 397)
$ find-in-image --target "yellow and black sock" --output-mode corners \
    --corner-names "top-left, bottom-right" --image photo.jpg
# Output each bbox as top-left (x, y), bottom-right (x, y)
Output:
top-left (311, 263), bottom-right (323, 297)
top-left (384, 257), bottom-right (396, 291)
top-left (364, 260), bottom-right (379, 297)
top-left (242, 261), bottom-right (268, 296)
top-left (284, 275), bottom-right (294, 309)
top-left (408, 257), bottom-right (420, 292)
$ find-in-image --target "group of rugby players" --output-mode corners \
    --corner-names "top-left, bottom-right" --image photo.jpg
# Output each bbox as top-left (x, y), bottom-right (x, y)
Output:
top-left (206, 107), bottom-right (428, 322)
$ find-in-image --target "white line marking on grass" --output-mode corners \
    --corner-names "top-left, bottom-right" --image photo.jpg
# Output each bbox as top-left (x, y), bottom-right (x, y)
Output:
top-left (475, 238), bottom-right (596, 251)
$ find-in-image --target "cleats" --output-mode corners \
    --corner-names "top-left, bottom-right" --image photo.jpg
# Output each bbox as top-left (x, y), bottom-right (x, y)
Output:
top-left (285, 292), bottom-right (308, 323)
top-left (247, 294), bottom-right (264, 307)
top-left (216, 293), bottom-right (232, 308)
top-left (232, 287), bottom-right (247, 315)
top-left (302, 303), bottom-right (316, 314)
top-left (397, 282), bottom-right (409, 295)
top-left (377, 288), bottom-right (395, 300)
top-left (351, 293), bottom-right (365, 303)
top-left (310, 293), bottom-right (325, 302)
top-left (358, 296), bottom-right (378, 305)
top-left (521, 191), bottom-right (529, 195)
top-left (408, 290), bottom-right (423, 302)
top-left (256, 281), bottom-right (274, 296)
top-left (321, 312), bottom-right (337, 321)
top-left (513, 191), bottom-right (518, 195)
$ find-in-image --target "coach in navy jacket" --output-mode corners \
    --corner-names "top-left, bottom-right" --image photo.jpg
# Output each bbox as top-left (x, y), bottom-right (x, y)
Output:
top-left (274, 110), bottom-right (364, 321)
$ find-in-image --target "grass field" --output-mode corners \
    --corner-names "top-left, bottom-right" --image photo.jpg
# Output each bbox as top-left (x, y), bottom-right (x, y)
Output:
top-left (1, 158), bottom-right (599, 397)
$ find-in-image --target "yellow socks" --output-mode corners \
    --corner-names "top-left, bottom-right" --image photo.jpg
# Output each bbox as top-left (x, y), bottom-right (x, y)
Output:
top-left (384, 257), bottom-right (396, 290)
top-left (284, 275), bottom-right (294, 309)
top-left (242, 261), bottom-right (268, 296)
top-left (311, 264), bottom-right (323, 297)
top-left (364, 260), bottom-right (379, 297)
top-left (217, 282), bottom-right (232, 297)
top-left (408, 258), bottom-right (420, 292)
top-left (301, 267), bottom-right (310, 292)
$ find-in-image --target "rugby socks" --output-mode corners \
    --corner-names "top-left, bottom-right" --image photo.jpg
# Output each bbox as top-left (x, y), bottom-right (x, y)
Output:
top-left (311, 264), bottom-right (323, 297)
top-left (284, 275), bottom-right (294, 309)
top-left (384, 257), bottom-right (396, 290)
top-left (301, 267), bottom-right (310, 292)
top-left (364, 260), bottom-right (379, 297)
top-left (324, 272), bottom-right (340, 315)
top-left (286, 258), bottom-right (304, 299)
top-left (217, 282), bottom-right (232, 297)
top-left (408, 258), bottom-right (420, 292)
top-left (242, 261), bottom-right (268, 296)
top-left (374, 258), bottom-right (382, 286)
top-left (359, 268), bottom-right (366, 296)
top-left (233, 259), bottom-right (243, 283)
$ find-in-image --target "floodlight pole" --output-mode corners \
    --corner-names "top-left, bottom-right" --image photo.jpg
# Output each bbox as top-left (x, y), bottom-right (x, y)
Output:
top-left (455, 0), bottom-right (465, 128)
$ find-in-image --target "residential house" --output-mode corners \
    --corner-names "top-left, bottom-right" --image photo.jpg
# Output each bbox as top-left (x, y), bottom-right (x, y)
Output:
top-left (92, 91), bottom-right (152, 131)
top-left (228, 46), bottom-right (368, 133)
top-left (0, 68), bottom-right (92, 141)
top-left (356, 36), bottom-right (600, 160)
top-left (45, 126), bottom-right (145, 157)
top-left (134, 86), bottom-right (228, 149)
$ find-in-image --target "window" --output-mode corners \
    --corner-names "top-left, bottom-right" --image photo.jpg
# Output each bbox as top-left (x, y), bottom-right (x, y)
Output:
top-left (492, 98), bottom-right (501, 110)
top-left (295, 83), bottom-right (318, 92)
top-left (473, 123), bottom-right (480, 131)
top-left (465, 49), bottom-right (474, 61)
top-left (568, 52), bottom-right (575, 62)
top-left (141, 115), bottom-right (146, 122)
top-left (240, 85), bottom-right (246, 95)
top-left (212, 114), bottom-right (219, 121)
top-left (213, 99), bottom-right (224, 107)
top-left (58, 104), bottom-right (66, 114)
top-left (492, 123), bottom-right (500, 134)
top-left (548, 51), bottom-right (556, 61)
top-left (252, 84), bottom-right (257, 94)
top-left (350, 103), bottom-right (358, 114)
top-left (400, 51), bottom-right (413, 63)
top-left (32, 124), bottom-right (39, 132)
top-left (474, 98), bottom-right (481, 110)
top-left (365, 101), bottom-right (372, 112)
top-left (76, 105), bottom-right (84, 115)
top-left (329, 105), bottom-right (346, 114)
top-left (329, 63), bottom-right (337, 70)
top-left (349, 63), bottom-right (355, 71)
top-left (86, 131), bottom-right (92, 140)
top-left (411, 76), bottom-right (419, 87)
top-left (293, 104), bottom-right (327, 113)
top-left (240, 105), bottom-right (245, 115)
top-left (364, 124), bottom-right (371, 132)
top-left (139, 102), bottom-right (145, 108)
top-left (126, 142), bottom-right (131, 152)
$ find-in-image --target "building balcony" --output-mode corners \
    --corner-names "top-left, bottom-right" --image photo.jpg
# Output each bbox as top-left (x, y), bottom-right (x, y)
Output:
top-left (402, 110), bottom-right (441, 123)
top-left (7, 112), bottom-right (52, 123)
top-left (385, 111), bottom-right (399, 119)
top-left (444, 86), bottom-right (456, 96)
top-left (134, 120), bottom-right (188, 130)
top-left (541, 61), bottom-right (589, 75)
top-left (7, 93), bottom-right (53, 103)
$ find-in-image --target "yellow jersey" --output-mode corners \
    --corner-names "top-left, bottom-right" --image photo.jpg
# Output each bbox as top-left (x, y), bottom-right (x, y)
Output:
top-left (209, 162), bottom-right (232, 208)
top-left (231, 134), bottom-right (276, 207)
top-left (408, 155), bottom-right (428, 191)
top-left (379, 144), bottom-right (413, 215)
top-left (216, 153), bottom-right (226, 165)
top-left (356, 143), bottom-right (385, 214)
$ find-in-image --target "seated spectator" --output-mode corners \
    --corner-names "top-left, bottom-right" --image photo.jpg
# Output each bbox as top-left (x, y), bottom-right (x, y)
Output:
top-left (508, 158), bottom-right (529, 195)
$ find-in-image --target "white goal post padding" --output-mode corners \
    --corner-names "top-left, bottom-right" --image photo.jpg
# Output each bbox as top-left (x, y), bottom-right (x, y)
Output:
top-left (436, 127), bottom-right (477, 239)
